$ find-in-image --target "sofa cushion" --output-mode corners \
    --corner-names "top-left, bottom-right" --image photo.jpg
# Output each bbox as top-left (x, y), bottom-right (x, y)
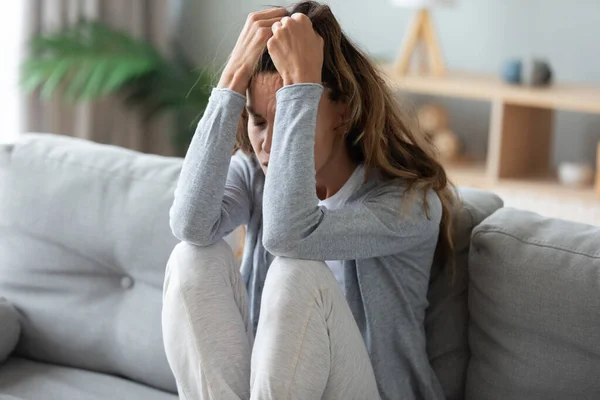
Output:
top-left (0, 357), bottom-right (177, 400)
top-left (467, 208), bottom-right (600, 400)
top-left (0, 134), bottom-right (180, 392)
top-left (0, 297), bottom-right (20, 363)
top-left (426, 187), bottom-right (503, 400)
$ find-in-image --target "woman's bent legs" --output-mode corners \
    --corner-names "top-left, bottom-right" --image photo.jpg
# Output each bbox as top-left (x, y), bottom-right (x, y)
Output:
top-left (162, 240), bottom-right (380, 400)
top-left (162, 240), bottom-right (252, 400)
top-left (251, 257), bottom-right (380, 400)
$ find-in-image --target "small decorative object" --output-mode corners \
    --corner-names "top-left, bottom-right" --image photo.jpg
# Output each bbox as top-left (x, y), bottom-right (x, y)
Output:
top-left (432, 128), bottom-right (461, 162)
top-left (417, 103), bottom-right (461, 161)
top-left (501, 58), bottom-right (553, 87)
top-left (417, 104), bottom-right (448, 134)
top-left (501, 59), bottom-right (522, 85)
top-left (523, 59), bottom-right (553, 86)
top-left (390, 0), bottom-right (456, 77)
top-left (558, 162), bottom-right (594, 187)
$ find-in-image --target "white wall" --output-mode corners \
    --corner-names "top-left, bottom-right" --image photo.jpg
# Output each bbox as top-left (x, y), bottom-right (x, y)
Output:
top-left (177, 0), bottom-right (600, 166)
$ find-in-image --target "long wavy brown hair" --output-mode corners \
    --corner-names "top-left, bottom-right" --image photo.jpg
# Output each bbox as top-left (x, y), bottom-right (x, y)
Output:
top-left (235, 1), bottom-right (457, 270)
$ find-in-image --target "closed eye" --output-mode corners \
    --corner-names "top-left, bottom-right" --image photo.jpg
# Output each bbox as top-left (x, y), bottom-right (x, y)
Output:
top-left (246, 105), bottom-right (266, 128)
top-left (251, 118), bottom-right (266, 127)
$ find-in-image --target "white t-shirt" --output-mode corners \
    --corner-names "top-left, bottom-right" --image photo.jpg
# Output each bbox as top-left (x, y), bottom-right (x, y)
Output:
top-left (317, 165), bottom-right (365, 292)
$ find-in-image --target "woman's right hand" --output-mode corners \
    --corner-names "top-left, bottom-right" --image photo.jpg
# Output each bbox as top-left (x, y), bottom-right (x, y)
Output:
top-left (217, 8), bottom-right (287, 95)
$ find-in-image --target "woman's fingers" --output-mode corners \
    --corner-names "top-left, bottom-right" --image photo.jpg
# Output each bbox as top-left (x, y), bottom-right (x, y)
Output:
top-left (265, 11), bottom-right (323, 86)
top-left (271, 21), bottom-right (283, 34)
top-left (280, 16), bottom-right (292, 26)
top-left (257, 7), bottom-right (286, 18)
top-left (290, 12), bottom-right (309, 22)
top-left (217, 7), bottom-right (287, 94)
top-left (247, 7), bottom-right (286, 24)
top-left (253, 18), bottom-right (284, 48)
top-left (251, 14), bottom-right (286, 46)
top-left (256, 16), bottom-right (285, 28)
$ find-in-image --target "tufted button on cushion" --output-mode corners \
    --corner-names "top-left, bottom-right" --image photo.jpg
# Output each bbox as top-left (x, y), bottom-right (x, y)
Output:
top-left (0, 134), bottom-right (181, 393)
top-left (120, 276), bottom-right (134, 289)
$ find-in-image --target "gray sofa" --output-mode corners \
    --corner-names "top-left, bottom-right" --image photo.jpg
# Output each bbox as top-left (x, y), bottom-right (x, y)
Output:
top-left (0, 133), bottom-right (598, 400)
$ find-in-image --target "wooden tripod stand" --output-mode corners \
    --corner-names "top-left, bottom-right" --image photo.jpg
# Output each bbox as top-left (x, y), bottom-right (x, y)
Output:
top-left (394, 8), bottom-right (445, 76)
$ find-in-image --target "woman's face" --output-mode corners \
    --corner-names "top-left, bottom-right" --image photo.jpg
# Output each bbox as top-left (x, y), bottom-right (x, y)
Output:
top-left (246, 73), bottom-right (346, 175)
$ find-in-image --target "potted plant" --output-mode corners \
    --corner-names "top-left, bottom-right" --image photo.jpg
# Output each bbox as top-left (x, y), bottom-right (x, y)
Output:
top-left (21, 21), bottom-right (214, 154)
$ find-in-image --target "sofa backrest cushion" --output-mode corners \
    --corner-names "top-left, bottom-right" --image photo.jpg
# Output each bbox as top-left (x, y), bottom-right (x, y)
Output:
top-left (426, 187), bottom-right (503, 400)
top-left (0, 134), bottom-right (180, 392)
top-left (467, 208), bottom-right (600, 400)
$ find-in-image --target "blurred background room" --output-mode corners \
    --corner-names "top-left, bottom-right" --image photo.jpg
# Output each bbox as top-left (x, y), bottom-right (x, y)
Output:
top-left (2, 0), bottom-right (600, 223)
top-left (1, 2), bottom-right (600, 400)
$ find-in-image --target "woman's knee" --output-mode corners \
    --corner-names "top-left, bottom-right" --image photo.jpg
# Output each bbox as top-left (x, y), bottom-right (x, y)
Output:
top-left (264, 257), bottom-right (336, 295)
top-left (167, 239), bottom-right (236, 283)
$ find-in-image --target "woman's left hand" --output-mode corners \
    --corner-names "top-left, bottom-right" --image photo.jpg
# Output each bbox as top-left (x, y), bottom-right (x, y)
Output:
top-left (267, 13), bottom-right (324, 86)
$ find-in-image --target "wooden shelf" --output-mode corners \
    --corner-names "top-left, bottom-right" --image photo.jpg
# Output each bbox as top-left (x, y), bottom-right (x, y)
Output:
top-left (379, 64), bottom-right (600, 201)
top-left (379, 64), bottom-right (600, 114)
top-left (446, 161), bottom-right (599, 205)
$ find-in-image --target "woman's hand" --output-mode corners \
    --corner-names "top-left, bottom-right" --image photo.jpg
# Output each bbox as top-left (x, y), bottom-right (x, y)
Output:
top-left (217, 8), bottom-right (286, 95)
top-left (267, 13), bottom-right (324, 86)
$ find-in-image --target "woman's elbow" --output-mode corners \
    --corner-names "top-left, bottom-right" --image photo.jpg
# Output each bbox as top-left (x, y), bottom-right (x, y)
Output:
top-left (262, 225), bottom-right (297, 256)
top-left (169, 211), bottom-right (214, 247)
top-left (262, 212), bottom-right (317, 256)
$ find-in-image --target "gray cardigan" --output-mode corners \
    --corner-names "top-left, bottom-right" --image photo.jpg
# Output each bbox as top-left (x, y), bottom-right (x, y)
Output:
top-left (170, 83), bottom-right (444, 400)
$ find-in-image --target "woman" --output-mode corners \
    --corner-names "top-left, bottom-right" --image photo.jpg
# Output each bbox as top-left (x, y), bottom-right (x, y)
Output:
top-left (162, 2), bottom-right (455, 399)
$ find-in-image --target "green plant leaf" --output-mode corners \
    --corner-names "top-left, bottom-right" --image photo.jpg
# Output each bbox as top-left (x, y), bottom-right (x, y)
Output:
top-left (40, 58), bottom-right (72, 98)
top-left (21, 70), bottom-right (48, 93)
top-left (66, 60), bottom-right (94, 101)
top-left (22, 20), bottom-right (162, 101)
top-left (79, 60), bottom-right (110, 99)
top-left (21, 20), bottom-right (215, 152)
top-left (103, 60), bottom-right (151, 94)
top-left (21, 59), bottom-right (57, 93)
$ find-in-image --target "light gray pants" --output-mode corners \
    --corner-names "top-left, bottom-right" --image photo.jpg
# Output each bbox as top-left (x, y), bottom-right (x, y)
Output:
top-left (161, 240), bottom-right (380, 400)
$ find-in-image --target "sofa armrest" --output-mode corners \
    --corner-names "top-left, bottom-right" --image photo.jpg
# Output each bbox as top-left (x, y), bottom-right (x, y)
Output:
top-left (0, 297), bottom-right (20, 363)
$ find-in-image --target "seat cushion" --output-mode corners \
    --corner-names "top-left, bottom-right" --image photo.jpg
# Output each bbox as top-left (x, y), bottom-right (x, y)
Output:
top-left (467, 208), bottom-right (600, 400)
top-left (0, 297), bottom-right (20, 363)
top-left (0, 357), bottom-right (177, 400)
top-left (0, 134), bottom-right (180, 392)
top-left (426, 187), bottom-right (503, 400)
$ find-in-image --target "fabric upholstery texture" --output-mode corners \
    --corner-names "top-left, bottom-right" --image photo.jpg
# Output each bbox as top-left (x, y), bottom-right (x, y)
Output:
top-left (0, 357), bottom-right (177, 400)
top-left (0, 298), bottom-right (20, 363)
top-left (0, 134), bottom-right (180, 392)
top-left (0, 395), bottom-right (23, 400)
top-left (4, 133), bottom-right (599, 400)
top-left (426, 188), bottom-right (503, 400)
top-left (467, 208), bottom-right (600, 400)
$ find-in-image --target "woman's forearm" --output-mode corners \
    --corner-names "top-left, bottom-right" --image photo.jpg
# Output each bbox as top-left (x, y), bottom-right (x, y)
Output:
top-left (170, 88), bottom-right (248, 245)
top-left (261, 84), bottom-right (324, 252)
top-left (262, 83), bottom-right (436, 260)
